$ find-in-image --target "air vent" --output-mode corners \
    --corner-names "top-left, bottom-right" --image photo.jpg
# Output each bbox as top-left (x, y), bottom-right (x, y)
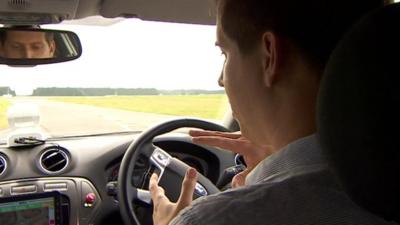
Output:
top-left (39, 147), bottom-right (70, 174)
top-left (8, 0), bottom-right (31, 10)
top-left (0, 154), bottom-right (7, 176)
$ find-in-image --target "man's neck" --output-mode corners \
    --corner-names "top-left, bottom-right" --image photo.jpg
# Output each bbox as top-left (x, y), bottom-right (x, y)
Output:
top-left (264, 59), bottom-right (320, 151)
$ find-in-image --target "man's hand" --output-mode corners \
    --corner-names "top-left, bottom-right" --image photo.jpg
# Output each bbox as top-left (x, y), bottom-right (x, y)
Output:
top-left (149, 168), bottom-right (198, 225)
top-left (189, 130), bottom-right (273, 187)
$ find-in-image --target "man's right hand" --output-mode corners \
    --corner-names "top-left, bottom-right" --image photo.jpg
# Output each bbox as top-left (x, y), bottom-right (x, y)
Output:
top-left (189, 130), bottom-right (273, 188)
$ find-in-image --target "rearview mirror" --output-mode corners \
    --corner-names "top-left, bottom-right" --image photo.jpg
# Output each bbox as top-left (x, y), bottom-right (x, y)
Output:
top-left (0, 27), bottom-right (82, 66)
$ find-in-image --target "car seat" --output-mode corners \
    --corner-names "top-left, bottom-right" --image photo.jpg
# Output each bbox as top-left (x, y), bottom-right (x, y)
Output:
top-left (317, 3), bottom-right (400, 223)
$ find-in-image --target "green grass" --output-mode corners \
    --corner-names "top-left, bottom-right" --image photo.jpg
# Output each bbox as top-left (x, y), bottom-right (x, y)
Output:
top-left (50, 95), bottom-right (229, 120)
top-left (0, 97), bottom-right (10, 129)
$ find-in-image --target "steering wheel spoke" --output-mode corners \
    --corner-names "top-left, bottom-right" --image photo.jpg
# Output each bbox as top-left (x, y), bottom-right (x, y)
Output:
top-left (149, 147), bottom-right (172, 176)
top-left (136, 188), bottom-right (152, 205)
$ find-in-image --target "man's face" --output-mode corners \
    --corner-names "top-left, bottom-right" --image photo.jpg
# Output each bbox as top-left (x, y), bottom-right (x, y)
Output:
top-left (216, 19), bottom-right (269, 141)
top-left (2, 31), bottom-right (55, 59)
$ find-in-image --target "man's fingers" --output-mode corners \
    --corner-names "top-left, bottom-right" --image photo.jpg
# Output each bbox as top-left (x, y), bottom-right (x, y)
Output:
top-left (189, 130), bottom-right (241, 139)
top-left (177, 168), bottom-right (198, 210)
top-left (150, 168), bottom-right (197, 212)
top-left (149, 173), bottom-right (167, 207)
top-left (192, 136), bottom-right (251, 155)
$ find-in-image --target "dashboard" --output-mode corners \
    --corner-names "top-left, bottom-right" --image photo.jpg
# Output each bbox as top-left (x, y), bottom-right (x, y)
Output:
top-left (0, 132), bottom-right (236, 225)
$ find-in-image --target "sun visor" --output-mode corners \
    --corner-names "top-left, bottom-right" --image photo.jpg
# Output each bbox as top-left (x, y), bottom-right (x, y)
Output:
top-left (0, 0), bottom-right (80, 24)
top-left (100, 0), bottom-right (216, 25)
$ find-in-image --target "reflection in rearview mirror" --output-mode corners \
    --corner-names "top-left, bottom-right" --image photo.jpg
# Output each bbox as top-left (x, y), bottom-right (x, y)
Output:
top-left (0, 28), bottom-right (82, 65)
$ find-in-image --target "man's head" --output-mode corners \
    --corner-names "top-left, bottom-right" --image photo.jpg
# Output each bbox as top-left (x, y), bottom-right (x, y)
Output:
top-left (0, 30), bottom-right (55, 59)
top-left (215, 0), bottom-right (383, 148)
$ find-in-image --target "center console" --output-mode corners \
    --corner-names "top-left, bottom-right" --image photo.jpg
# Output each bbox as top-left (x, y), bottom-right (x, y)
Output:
top-left (0, 191), bottom-right (63, 225)
top-left (0, 177), bottom-right (101, 225)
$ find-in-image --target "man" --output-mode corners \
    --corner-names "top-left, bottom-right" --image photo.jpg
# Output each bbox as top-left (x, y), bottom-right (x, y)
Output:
top-left (0, 30), bottom-right (55, 59)
top-left (149, 0), bottom-right (390, 225)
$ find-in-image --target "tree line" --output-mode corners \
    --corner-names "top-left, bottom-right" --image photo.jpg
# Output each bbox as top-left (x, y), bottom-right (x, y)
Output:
top-left (0, 87), bottom-right (224, 96)
top-left (0, 87), bottom-right (16, 96)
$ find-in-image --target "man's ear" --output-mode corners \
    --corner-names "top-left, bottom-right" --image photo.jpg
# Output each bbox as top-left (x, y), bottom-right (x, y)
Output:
top-left (261, 32), bottom-right (279, 88)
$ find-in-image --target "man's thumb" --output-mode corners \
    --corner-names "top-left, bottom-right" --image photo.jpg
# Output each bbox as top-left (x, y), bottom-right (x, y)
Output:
top-left (232, 172), bottom-right (246, 188)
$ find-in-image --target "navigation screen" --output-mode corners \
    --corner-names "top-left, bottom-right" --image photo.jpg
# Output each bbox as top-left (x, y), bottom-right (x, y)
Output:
top-left (0, 195), bottom-right (57, 225)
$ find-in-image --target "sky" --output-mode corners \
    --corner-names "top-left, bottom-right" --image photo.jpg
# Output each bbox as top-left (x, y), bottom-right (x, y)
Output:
top-left (0, 17), bottom-right (225, 95)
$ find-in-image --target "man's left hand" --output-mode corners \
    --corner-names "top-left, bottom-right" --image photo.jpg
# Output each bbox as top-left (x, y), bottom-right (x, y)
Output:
top-left (149, 167), bottom-right (198, 225)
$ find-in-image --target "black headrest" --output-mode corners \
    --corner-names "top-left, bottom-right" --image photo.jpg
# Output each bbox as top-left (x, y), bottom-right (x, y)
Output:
top-left (317, 3), bottom-right (400, 223)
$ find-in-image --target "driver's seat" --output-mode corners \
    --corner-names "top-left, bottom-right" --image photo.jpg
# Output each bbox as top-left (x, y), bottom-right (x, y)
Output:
top-left (318, 3), bottom-right (400, 224)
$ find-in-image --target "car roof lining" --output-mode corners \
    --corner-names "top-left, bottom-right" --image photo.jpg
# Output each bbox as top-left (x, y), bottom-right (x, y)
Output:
top-left (75, 0), bottom-right (216, 25)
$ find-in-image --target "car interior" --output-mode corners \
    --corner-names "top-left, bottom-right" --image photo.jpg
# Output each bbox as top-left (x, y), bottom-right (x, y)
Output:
top-left (317, 2), bottom-right (400, 223)
top-left (0, 0), bottom-right (399, 225)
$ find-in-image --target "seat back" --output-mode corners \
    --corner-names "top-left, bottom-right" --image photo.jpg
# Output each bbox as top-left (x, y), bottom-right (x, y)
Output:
top-left (317, 3), bottom-right (400, 223)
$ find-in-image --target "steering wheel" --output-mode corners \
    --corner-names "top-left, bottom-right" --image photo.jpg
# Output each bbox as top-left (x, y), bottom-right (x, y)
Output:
top-left (118, 118), bottom-right (231, 225)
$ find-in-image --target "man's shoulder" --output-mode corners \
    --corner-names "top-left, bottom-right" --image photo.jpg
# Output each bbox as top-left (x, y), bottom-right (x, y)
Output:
top-left (172, 169), bottom-right (393, 225)
top-left (193, 168), bottom-right (338, 208)
top-left (172, 170), bottom-right (329, 225)
top-left (246, 134), bottom-right (326, 184)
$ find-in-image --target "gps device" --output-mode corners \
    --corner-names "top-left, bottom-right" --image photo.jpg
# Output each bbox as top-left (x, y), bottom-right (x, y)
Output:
top-left (0, 191), bottom-right (62, 225)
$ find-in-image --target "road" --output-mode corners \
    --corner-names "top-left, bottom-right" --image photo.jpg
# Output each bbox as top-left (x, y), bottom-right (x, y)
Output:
top-left (1, 97), bottom-right (180, 138)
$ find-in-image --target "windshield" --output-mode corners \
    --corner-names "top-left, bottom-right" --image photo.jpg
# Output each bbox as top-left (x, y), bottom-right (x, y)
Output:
top-left (0, 18), bottom-right (228, 139)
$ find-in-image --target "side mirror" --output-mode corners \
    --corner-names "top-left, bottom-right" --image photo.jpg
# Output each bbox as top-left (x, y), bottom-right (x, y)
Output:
top-left (0, 27), bottom-right (82, 66)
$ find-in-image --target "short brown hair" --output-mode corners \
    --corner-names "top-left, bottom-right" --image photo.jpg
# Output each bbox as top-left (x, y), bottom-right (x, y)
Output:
top-left (217, 0), bottom-right (383, 69)
top-left (0, 29), bottom-right (54, 46)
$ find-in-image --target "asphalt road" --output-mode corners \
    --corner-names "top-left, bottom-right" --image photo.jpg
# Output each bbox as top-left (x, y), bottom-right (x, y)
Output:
top-left (1, 97), bottom-right (179, 138)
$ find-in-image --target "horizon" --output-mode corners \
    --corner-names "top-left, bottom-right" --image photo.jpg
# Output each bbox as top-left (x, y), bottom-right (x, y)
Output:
top-left (1, 86), bottom-right (225, 97)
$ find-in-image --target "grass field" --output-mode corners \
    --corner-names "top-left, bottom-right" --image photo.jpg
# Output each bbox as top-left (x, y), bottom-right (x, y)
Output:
top-left (51, 95), bottom-right (229, 120)
top-left (0, 97), bottom-right (10, 129)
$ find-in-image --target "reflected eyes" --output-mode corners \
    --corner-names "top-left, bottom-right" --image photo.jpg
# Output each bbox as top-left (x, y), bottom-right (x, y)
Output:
top-left (10, 44), bottom-right (22, 50)
top-left (32, 44), bottom-right (45, 51)
top-left (9, 43), bottom-right (45, 51)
